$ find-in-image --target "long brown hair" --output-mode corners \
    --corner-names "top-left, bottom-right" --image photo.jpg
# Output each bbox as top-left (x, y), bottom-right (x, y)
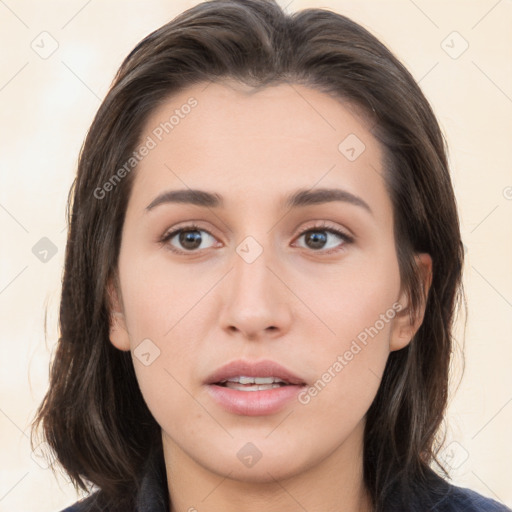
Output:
top-left (31, 1), bottom-right (465, 510)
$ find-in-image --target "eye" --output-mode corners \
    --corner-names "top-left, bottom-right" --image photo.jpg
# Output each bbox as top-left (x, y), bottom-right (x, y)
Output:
top-left (294, 222), bottom-right (354, 254)
top-left (159, 221), bottom-right (354, 255)
top-left (160, 223), bottom-right (219, 254)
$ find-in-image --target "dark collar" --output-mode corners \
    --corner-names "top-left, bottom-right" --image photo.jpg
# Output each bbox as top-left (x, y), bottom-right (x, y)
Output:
top-left (135, 447), bottom-right (170, 512)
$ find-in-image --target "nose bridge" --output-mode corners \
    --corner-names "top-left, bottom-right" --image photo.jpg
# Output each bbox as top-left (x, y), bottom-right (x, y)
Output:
top-left (230, 205), bottom-right (277, 290)
top-left (231, 232), bottom-right (276, 306)
top-left (218, 230), bottom-right (291, 338)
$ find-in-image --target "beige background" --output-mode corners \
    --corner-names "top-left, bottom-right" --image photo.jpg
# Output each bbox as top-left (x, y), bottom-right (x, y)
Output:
top-left (1, 0), bottom-right (511, 510)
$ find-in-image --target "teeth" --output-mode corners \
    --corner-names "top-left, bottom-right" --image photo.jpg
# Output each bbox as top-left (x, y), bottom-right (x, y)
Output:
top-left (222, 376), bottom-right (287, 385)
top-left (224, 382), bottom-right (284, 391)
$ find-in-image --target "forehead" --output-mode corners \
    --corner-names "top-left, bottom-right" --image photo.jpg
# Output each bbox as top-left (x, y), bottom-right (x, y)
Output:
top-left (142, 79), bottom-right (375, 150)
top-left (129, 80), bottom-right (387, 214)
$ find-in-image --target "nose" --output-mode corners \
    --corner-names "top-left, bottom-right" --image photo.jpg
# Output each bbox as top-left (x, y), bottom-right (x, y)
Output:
top-left (218, 240), bottom-right (293, 341)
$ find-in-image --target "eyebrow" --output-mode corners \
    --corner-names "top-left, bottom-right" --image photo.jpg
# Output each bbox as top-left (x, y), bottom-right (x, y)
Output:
top-left (145, 187), bottom-right (372, 215)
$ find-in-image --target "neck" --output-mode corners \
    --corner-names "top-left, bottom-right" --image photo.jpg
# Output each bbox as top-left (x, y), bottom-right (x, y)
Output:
top-left (162, 418), bottom-right (373, 512)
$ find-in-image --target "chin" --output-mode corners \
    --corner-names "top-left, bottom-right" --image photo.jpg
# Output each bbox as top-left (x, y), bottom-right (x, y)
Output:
top-left (193, 441), bottom-right (315, 483)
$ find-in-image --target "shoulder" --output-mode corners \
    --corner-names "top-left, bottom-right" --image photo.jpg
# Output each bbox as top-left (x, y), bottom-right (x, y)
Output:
top-left (58, 492), bottom-right (106, 512)
top-left (385, 470), bottom-right (511, 512)
top-left (433, 483), bottom-right (512, 512)
top-left (55, 446), bottom-right (168, 512)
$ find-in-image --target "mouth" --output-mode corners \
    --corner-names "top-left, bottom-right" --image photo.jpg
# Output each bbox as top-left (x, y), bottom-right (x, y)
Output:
top-left (205, 359), bottom-right (306, 386)
top-left (205, 359), bottom-right (307, 416)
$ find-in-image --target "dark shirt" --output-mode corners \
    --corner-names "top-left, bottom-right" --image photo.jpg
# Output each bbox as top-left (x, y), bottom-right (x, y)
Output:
top-left (59, 449), bottom-right (511, 512)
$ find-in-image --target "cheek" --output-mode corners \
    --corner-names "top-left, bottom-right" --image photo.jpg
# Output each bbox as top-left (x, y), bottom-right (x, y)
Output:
top-left (297, 247), bottom-right (400, 398)
top-left (296, 311), bottom-right (394, 431)
top-left (118, 245), bottom-right (203, 344)
top-left (304, 310), bottom-right (395, 397)
top-left (138, 358), bottom-right (188, 438)
top-left (297, 244), bottom-right (401, 340)
top-left (117, 250), bottom-right (209, 421)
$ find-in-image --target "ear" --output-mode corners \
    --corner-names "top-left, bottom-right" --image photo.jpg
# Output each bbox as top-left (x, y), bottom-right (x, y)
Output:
top-left (390, 252), bottom-right (433, 352)
top-left (106, 275), bottom-right (131, 352)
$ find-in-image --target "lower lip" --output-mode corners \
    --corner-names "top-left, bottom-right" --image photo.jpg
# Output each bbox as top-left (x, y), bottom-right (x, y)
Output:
top-left (206, 384), bottom-right (305, 416)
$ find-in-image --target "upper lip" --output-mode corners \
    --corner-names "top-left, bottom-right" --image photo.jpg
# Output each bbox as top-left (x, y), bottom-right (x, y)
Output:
top-left (205, 359), bottom-right (306, 386)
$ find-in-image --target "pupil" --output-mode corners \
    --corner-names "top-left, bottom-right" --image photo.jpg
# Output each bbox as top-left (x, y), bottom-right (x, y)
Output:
top-left (179, 230), bottom-right (202, 250)
top-left (307, 231), bottom-right (326, 249)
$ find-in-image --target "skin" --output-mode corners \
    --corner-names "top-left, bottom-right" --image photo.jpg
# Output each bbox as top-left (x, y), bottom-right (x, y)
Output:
top-left (108, 80), bottom-right (432, 512)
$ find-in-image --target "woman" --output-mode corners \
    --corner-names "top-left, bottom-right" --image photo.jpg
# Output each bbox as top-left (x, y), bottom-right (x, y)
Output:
top-left (31, 0), bottom-right (511, 511)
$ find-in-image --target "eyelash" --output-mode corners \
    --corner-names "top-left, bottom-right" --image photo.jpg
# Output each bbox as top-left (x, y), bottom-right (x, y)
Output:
top-left (159, 222), bottom-right (354, 256)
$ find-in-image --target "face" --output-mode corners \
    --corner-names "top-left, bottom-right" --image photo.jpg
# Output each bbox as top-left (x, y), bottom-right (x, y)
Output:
top-left (108, 80), bottom-right (431, 483)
